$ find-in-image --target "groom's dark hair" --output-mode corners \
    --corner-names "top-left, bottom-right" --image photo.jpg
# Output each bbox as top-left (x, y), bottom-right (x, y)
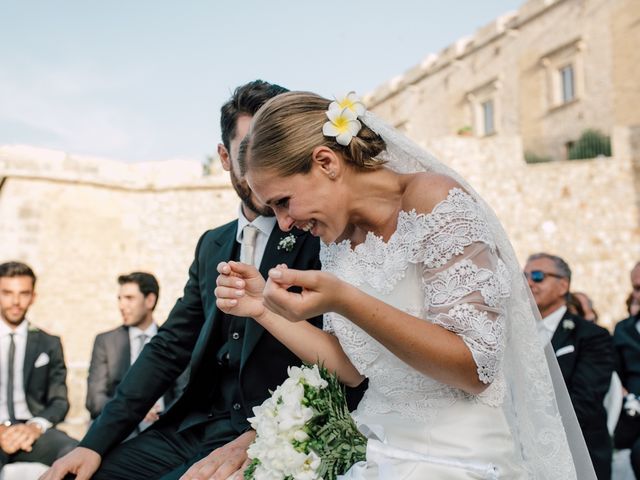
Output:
top-left (220, 80), bottom-right (289, 151)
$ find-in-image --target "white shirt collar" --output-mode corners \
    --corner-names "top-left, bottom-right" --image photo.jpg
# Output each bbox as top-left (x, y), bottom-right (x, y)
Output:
top-left (541, 305), bottom-right (567, 334)
top-left (0, 319), bottom-right (29, 338)
top-left (129, 322), bottom-right (157, 339)
top-left (235, 204), bottom-right (277, 244)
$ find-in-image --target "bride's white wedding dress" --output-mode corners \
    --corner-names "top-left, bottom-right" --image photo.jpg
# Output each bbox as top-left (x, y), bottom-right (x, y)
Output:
top-left (322, 188), bottom-right (527, 479)
top-left (299, 110), bottom-right (589, 478)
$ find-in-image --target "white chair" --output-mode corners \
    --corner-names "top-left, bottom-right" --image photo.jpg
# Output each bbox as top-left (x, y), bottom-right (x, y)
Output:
top-left (0, 462), bottom-right (49, 480)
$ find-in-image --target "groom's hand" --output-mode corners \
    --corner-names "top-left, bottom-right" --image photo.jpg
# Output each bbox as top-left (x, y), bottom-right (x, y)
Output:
top-left (180, 430), bottom-right (256, 480)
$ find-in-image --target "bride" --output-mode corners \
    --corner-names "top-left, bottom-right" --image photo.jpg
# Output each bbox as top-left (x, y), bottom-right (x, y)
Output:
top-left (215, 91), bottom-right (594, 479)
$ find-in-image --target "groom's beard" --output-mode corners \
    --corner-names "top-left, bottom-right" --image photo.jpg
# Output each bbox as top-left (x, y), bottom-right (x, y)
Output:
top-left (229, 168), bottom-right (274, 218)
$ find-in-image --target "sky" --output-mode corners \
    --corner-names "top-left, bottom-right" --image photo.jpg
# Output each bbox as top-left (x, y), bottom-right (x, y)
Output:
top-left (0, 1), bottom-right (523, 163)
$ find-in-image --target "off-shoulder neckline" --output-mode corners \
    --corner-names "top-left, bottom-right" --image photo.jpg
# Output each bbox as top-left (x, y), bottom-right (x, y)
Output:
top-left (323, 187), bottom-right (470, 254)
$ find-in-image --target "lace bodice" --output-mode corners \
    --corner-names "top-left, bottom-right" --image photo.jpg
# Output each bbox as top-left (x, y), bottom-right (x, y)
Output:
top-left (321, 188), bottom-right (510, 421)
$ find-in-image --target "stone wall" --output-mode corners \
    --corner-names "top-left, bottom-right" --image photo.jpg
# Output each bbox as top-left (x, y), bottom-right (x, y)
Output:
top-left (2, 126), bottom-right (639, 437)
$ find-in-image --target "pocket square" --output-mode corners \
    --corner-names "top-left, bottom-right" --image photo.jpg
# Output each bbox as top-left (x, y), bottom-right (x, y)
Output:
top-left (555, 345), bottom-right (575, 357)
top-left (34, 352), bottom-right (50, 368)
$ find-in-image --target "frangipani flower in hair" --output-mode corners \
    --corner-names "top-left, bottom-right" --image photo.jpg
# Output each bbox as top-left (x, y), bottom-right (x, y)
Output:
top-left (322, 107), bottom-right (362, 146)
top-left (329, 91), bottom-right (366, 117)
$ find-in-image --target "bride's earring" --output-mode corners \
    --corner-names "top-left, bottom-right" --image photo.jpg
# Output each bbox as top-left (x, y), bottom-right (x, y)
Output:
top-left (328, 171), bottom-right (336, 179)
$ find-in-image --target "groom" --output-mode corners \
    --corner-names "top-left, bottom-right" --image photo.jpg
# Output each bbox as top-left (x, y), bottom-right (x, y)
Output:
top-left (42, 80), bottom-right (349, 480)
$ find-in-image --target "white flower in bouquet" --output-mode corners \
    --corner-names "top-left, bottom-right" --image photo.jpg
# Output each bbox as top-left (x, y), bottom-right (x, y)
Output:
top-left (288, 365), bottom-right (329, 389)
top-left (245, 364), bottom-right (367, 480)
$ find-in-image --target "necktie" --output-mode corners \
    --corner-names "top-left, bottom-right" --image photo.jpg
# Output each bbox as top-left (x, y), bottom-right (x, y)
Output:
top-left (135, 333), bottom-right (148, 360)
top-left (241, 225), bottom-right (259, 266)
top-left (7, 333), bottom-right (16, 422)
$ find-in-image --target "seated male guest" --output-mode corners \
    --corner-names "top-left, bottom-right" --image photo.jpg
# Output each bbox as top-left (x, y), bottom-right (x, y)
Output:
top-left (525, 253), bottom-right (614, 480)
top-left (0, 261), bottom-right (77, 471)
top-left (86, 272), bottom-right (186, 435)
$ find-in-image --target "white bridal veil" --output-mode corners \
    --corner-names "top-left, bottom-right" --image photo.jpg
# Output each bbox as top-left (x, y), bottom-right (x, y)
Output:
top-left (362, 111), bottom-right (596, 479)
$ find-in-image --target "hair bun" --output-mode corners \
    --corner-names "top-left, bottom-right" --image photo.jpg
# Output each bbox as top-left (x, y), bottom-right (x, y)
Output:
top-left (346, 123), bottom-right (386, 169)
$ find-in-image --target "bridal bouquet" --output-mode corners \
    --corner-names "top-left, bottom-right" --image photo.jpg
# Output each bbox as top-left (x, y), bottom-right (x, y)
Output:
top-left (244, 364), bottom-right (367, 480)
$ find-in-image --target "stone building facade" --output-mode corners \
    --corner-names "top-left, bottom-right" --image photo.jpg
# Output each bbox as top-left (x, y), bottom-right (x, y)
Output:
top-left (365, 0), bottom-right (640, 162)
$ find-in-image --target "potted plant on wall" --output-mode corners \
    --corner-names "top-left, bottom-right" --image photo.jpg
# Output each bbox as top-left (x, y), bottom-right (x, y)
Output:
top-left (457, 125), bottom-right (473, 137)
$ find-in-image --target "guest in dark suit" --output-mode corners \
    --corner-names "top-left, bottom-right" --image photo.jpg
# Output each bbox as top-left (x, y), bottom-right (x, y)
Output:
top-left (625, 292), bottom-right (640, 318)
top-left (43, 80), bottom-right (364, 480)
top-left (525, 253), bottom-right (614, 480)
top-left (86, 272), bottom-right (185, 432)
top-left (613, 261), bottom-right (640, 476)
top-left (0, 261), bottom-right (77, 471)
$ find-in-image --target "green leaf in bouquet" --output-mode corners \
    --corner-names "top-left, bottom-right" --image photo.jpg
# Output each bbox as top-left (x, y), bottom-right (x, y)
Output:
top-left (243, 459), bottom-right (260, 480)
top-left (310, 365), bottom-right (367, 479)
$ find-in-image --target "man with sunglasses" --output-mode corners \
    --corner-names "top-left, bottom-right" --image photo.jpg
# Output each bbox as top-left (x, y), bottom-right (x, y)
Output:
top-left (525, 252), bottom-right (614, 480)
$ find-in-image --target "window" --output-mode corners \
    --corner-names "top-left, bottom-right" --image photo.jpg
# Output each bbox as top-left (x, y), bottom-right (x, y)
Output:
top-left (540, 39), bottom-right (584, 110)
top-left (466, 78), bottom-right (501, 137)
top-left (560, 65), bottom-right (575, 103)
top-left (482, 100), bottom-right (495, 135)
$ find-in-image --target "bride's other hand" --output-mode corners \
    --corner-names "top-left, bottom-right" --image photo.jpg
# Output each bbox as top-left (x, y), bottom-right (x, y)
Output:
top-left (215, 261), bottom-right (266, 319)
top-left (264, 266), bottom-right (342, 321)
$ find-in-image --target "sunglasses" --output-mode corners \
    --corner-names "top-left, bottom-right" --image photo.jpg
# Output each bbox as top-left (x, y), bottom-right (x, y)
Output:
top-left (524, 270), bottom-right (564, 283)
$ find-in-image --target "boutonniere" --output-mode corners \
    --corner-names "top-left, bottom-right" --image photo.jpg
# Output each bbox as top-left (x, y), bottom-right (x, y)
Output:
top-left (28, 324), bottom-right (39, 333)
top-left (562, 319), bottom-right (575, 330)
top-left (277, 233), bottom-right (296, 252)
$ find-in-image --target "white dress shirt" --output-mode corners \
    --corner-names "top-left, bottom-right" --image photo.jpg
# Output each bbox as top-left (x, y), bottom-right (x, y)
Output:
top-left (127, 322), bottom-right (167, 432)
top-left (236, 205), bottom-right (277, 268)
top-left (537, 305), bottom-right (567, 345)
top-left (128, 322), bottom-right (164, 416)
top-left (0, 319), bottom-right (51, 431)
top-left (128, 322), bottom-right (158, 366)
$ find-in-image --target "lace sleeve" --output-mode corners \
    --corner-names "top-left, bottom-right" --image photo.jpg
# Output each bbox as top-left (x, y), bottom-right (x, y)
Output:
top-left (322, 313), bottom-right (334, 334)
top-left (414, 189), bottom-right (510, 384)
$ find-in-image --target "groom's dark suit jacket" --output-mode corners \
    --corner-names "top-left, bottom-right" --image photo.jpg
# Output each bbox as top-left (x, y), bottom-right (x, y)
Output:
top-left (80, 219), bottom-right (329, 456)
top-left (551, 310), bottom-right (614, 480)
top-left (85, 325), bottom-right (186, 420)
top-left (22, 327), bottom-right (70, 425)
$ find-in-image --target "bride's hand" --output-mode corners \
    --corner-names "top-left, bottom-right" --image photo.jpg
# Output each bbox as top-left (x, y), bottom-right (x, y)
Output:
top-left (263, 265), bottom-right (342, 322)
top-left (215, 261), bottom-right (266, 319)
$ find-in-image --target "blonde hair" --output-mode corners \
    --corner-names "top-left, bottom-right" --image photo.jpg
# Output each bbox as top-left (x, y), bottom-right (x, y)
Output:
top-left (239, 91), bottom-right (386, 176)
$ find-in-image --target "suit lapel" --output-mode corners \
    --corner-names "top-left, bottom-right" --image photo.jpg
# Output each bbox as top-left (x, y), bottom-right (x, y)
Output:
top-left (241, 226), bottom-right (309, 371)
top-left (116, 327), bottom-right (131, 372)
top-left (190, 221), bottom-right (238, 372)
top-left (23, 329), bottom-right (40, 386)
top-left (624, 316), bottom-right (640, 346)
top-left (551, 311), bottom-right (574, 352)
